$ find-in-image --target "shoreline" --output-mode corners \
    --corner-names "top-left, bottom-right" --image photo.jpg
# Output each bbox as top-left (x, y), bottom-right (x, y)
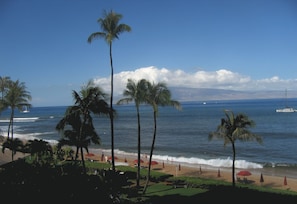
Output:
top-left (85, 149), bottom-right (297, 192)
top-left (1, 139), bottom-right (297, 193)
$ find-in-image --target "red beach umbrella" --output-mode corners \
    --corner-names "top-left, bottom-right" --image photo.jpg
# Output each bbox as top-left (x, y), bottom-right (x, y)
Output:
top-left (85, 153), bottom-right (95, 157)
top-left (108, 156), bottom-right (118, 160)
top-left (147, 160), bottom-right (158, 165)
top-left (237, 170), bottom-right (252, 177)
top-left (133, 159), bottom-right (144, 164)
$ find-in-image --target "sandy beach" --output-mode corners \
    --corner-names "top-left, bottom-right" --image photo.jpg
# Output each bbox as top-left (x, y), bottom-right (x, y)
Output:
top-left (0, 149), bottom-right (28, 166)
top-left (82, 151), bottom-right (297, 193)
top-left (1, 147), bottom-right (297, 193)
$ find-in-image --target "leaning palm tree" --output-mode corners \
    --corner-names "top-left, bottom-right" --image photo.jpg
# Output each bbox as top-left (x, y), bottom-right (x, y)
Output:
top-left (56, 82), bottom-right (111, 174)
top-left (117, 78), bottom-right (148, 188)
top-left (208, 110), bottom-right (262, 187)
top-left (3, 80), bottom-right (31, 161)
top-left (88, 10), bottom-right (131, 171)
top-left (142, 81), bottom-right (182, 194)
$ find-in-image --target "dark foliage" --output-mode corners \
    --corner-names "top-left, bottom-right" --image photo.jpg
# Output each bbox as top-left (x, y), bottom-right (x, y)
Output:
top-left (0, 159), bottom-right (296, 203)
top-left (0, 160), bottom-right (114, 203)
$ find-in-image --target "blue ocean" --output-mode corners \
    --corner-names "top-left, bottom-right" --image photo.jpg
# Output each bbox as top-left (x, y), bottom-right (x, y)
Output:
top-left (1, 98), bottom-right (297, 177)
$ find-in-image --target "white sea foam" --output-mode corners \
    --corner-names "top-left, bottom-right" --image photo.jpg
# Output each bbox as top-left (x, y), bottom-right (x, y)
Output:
top-left (88, 148), bottom-right (263, 170)
top-left (151, 154), bottom-right (263, 169)
top-left (0, 117), bottom-right (39, 123)
top-left (0, 132), bottom-right (58, 145)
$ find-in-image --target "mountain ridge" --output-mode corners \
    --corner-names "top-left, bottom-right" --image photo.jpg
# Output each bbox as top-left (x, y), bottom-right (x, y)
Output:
top-left (168, 87), bottom-right (297, 102)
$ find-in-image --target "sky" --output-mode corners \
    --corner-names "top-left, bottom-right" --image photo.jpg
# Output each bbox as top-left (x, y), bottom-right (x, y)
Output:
top-left (1, 0), bottom-right (297, 107)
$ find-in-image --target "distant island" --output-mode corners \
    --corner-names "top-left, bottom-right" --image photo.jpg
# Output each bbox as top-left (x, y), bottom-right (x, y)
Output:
top-left (166, 87), bottom-right (297, 102)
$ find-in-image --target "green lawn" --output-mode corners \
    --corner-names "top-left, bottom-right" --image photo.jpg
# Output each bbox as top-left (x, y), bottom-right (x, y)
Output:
top-left (0, 158), bottom-right (296, 203)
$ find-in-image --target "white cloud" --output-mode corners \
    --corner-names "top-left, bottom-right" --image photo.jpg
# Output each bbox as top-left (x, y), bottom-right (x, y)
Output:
top-left (93, 66), bottom-right (297, 97)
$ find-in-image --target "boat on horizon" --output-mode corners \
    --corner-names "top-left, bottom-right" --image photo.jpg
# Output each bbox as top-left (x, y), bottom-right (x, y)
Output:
top-left (276, 107), bottom-right (297, 113)
top-left (275, 89), bottom-right (297, 113)
top-left (20, 106), bottom-right (30, 113)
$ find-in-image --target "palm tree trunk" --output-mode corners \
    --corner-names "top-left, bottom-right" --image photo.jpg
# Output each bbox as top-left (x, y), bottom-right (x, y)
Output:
top-left (232, 143), bottom-right (236, 187)
top-left (143, 110), bottom-right (157, 194)
top-left (136, 106), bottom-right (141, 188)
top-left (10, 109), bottom-right (14, 161)
top-left (80, 119), bottom-right (87, 174)
top-left (7, 111), bottom-right (13, 139)
top-left (75, 146), bottom-right (79, 161)
top-left (80, 147), bottom-right (86, 174)
top-left (109, 43), bottom-right (116, 171)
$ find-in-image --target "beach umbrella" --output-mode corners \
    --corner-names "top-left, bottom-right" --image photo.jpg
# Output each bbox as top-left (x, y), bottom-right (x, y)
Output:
top-left (133, 159), bottom-right (144, 164)
top-left (147, 160), bottom-right (158, 165)
top-left (85, 153), bottom-right (95, 157)
top-left (237, 170), bottom-right (252, 177)
top-left (260, 173), bottom-right (264, 183)
top-left (108, 156), bottom-right (118, 160)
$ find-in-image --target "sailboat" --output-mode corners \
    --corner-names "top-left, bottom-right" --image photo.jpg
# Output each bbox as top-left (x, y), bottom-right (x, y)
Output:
top-left (21, 106), bottom-right (30, 113)
top-left (275, 89), bottom-right (297, 113)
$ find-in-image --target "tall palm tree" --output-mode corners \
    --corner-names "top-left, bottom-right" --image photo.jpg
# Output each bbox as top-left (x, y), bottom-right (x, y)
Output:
top-left (208, 110), bottom-right (262, 187)
top-left (117, 78), bottom-right (148, 188)
top-left (0, 76), bottom-right (11, 126)
top-left (88, 10), bottom-right (131, 171)
top-left (0, 76), bottom-right (11, 101)
top-left (1, 79), bottom-right (31, 160)
top-left (142, 81), bottom-right (182, 194)
top-left (56, 82), bottom-right (111, 174)
top-left (3, 80), bottom-right (31, 152)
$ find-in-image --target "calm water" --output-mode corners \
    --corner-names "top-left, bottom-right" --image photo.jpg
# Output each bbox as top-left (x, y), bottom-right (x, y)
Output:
top-left (1, 98), bottom-right (297, 177)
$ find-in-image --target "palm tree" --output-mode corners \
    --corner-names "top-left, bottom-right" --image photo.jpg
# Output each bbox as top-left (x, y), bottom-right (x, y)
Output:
top-left (208, 110), bottom-right (262, 187)
top-left (88, 10), bottom-right (131, 171)
top-left (2, 137), bottom-right (24, 161)
top-left (142, 81), bottom-right (182, 194)
top-left (56, 82), bottom-right (111, 174)
top-left (23, 139), bottom-right (53, 165)
top-left (117, 78), bottom-right (148, 188)
top-left (0, 76), bottom-right (11, 124)
top-left (2, 79), bottom-right (31, 161)
top-left (0, 76), bottom-right (11, 101)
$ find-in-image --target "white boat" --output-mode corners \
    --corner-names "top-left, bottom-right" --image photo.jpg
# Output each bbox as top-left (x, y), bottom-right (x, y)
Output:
top-left (275, 89), bottom-right (297, 113)
top-left (21, 106), bottom-right (30, 113)
top-left (276, 107), bottom-right (297, 113)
